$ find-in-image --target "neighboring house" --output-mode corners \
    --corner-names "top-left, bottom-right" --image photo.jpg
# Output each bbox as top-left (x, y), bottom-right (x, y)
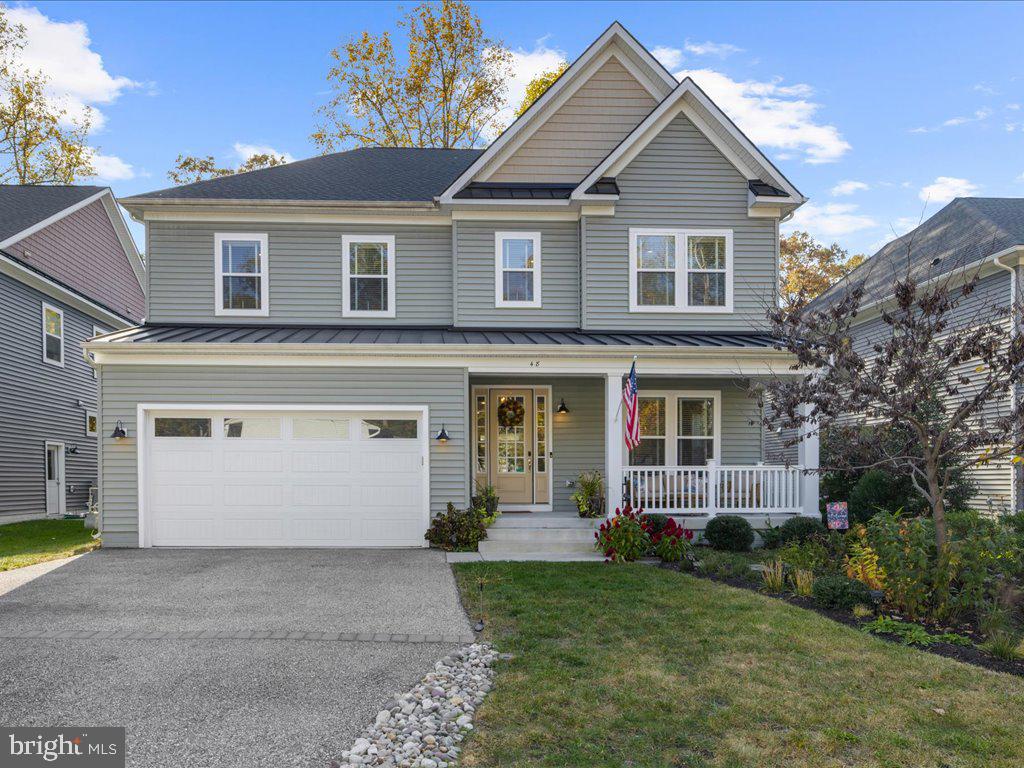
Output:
top-left (97, 22), bottom-right (818, 550)
top-left (803, 197), bottom-right (1024, 514)
top-left (0, 185), bottom-right (146, 523)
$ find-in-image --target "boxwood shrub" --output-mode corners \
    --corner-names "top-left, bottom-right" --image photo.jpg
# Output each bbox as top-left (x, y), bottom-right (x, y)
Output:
top-left (704, 515), bottom-right (754, 552)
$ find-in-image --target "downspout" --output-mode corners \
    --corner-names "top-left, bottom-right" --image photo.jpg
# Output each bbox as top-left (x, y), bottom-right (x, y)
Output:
top-left (992, 251), bottom-right (1019, 512)
top-left (83, 346), bottom-right (103, 538)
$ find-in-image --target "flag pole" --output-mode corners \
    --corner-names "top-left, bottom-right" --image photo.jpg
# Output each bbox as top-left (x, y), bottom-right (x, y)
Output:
top-left (613, 355), bottom-right (637, 420)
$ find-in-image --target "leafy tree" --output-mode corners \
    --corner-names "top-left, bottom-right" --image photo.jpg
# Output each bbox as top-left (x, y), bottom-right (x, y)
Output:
top-left (0, 10), bottom-right (95, 184)
top-left (167, 152), bottom-right (288, 185)
top-left (760, 239), bottom-right (1024, 550)
top-left (312, 0), bottom-right (512, 150)
top-left (780, 231), bottom-right (865, 308)
top-left (515, 62), bottom-right (568, 117)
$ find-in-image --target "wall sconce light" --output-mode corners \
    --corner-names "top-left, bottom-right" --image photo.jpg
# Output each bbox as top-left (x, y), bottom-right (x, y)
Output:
top-left (434, 423), bottom-right (450, 443)
top-left (111, 420), bottom-right (127, 440)
top-left (67, 444), bottom-right (79, 455)
top-left (556, 399), bottom-right (570, 414)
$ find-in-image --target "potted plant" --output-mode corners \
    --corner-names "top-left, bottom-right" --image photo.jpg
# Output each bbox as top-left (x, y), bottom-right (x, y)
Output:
top-left (571, 470), bottom-right (605, 518)
top-left (472, 482), bottom-right (500, 526)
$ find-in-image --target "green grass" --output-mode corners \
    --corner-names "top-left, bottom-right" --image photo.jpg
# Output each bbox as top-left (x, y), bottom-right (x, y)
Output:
top-left (454, 562), bottom-right (1024, 768)
top-left (0, 519), bottom-right (98, 572)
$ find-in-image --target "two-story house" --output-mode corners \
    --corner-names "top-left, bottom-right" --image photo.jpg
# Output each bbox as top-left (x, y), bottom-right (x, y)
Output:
top-left (95, 23), bottom-right (819, 550)
top-left (1, 185), bottom-right (145, 523)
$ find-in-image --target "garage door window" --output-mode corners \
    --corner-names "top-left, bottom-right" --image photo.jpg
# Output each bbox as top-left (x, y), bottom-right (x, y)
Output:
top-left (154, 417), bottom-right (211, 437)
top-left (293, 417), bottom-right (350, 439)
top-left (224, 417), bottom-right (281, 439)
top-left (362, 419), bottom-right (418, 439)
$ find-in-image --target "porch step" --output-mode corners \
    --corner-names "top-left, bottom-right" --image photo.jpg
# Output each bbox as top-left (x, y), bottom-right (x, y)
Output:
top-left (480, 551), bottom-right (606, 562)
top-left (491, 514), bottom-right (600, 529)
top-left (487, 526), bottom-right (596, 544)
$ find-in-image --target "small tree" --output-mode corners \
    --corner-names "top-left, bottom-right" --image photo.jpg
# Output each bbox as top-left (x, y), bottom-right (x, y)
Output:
top-left (311, 0), bottom-right (512, 150)
top-left (515, 62), bottom-right (568, 117)
top-left (779, 231), bottom-right (865, 309)
top-left (761, 246), bottom-right (1024, 550)
top-left (167, 152), bottom-right (288, 184)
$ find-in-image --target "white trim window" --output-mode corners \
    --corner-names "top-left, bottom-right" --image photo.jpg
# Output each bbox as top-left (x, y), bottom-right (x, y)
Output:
top-left (215, 233), bottom-right (269, 316)
top-left (494, 231), bottom-right (541, 308)
top-left (41, 303), bottom-right (64, 366)
top-left (627, 390), bottom-right (721, 466)
top-left (342, 235), bottom-right (396, 318)
top-left (85, 410), bottom-right (98, 437)
top-left (628, 228), bottom-right (733, 313)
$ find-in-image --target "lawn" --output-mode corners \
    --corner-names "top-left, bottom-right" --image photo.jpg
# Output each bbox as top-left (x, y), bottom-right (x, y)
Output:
top-left (0, 519), bottom-right (99, 572)
top-left (454, 562), bottom-right (1024, 768)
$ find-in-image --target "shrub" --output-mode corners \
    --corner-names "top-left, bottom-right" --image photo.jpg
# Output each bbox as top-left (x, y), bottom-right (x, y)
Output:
top-left (849, 470), bottom-right (920, 523)
top-left (778, 535), bottom-right (848, 576)
top-left (644, 514), bottom-right (671, 537)
top-left (758, 524), bottom-right (785, 550)
top-left (704, 515), bottom-right (754, 552)
top-left (471, 483), bottom-right (500, 525)
top-left (697, 550), bottom-right (755, 581)
top-left (812, 574), bottom-right (874, 611)
top-left (651, 517), bottom-right (694, 564)
top-left (761, 559), bottom-right (785, 593)
top-left (862, 616), bottom-right (973, 647)
top-left (595, 505), bottom-right (650, 562)
top-left (778, 516), bottom-right (826, 544)
top-left (845, 528), bottom-right (886, 590)
top-left (791, 568), bottom-right (815, 597)
top-left (425, 502), bottom-right (487, 552)
top-left (571, 470), bottom-right (605, 518)
top-left (983, 631), bottom-right (1022, 660)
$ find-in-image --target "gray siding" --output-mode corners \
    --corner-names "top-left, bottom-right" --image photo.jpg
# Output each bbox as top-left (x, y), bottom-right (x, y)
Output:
top-left (1, 273), bottom-right (107, 517)
top-left (454, 220), bottom-right (580, 327)
top-left (582, 112), bottom-right (777, 331)
top-left (147, 221), bottom-right (453, 325)
top-left (98, 365), bottom-right (468, 546)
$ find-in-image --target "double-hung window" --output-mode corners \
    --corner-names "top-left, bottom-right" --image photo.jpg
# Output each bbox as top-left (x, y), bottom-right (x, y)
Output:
top-left (626, 391), bottom-right (720, 466)
top-left (215, 233), bottom-right (269, 316)
top-left (42, 304), bottom-right (64, 366)
top-left (495, 231), bottom-right (541, 308)
top-left (342, 235), bottom-right (396, 318)
top-left (628, 228), bottom-right (732, 313)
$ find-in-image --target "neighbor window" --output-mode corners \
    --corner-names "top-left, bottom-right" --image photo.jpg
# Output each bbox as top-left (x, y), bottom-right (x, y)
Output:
top-left (215, 233), bottom-right (269, 316)
top-left (85, 410), bottom-right (98, 437)
top-left (154, 417), bottom-right (211, 437)
top-left (42, 304), bottom-right (64, 366)
top-left (628, 229), bottom-right (732, 312)
top-left (343, 235), bottom-right (396, 318)
top-left (495, 232), bottom-right (541, 308)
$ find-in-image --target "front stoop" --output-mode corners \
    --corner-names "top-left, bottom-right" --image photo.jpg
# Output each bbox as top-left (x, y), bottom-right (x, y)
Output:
top-left (477, 514), bottom-right (604, 561)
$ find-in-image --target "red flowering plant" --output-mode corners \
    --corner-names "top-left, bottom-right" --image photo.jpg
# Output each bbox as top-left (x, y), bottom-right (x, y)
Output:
top-left (595, 505), bottom-right (652, 563)
top-left (651, 517), bottom-right (695, 564)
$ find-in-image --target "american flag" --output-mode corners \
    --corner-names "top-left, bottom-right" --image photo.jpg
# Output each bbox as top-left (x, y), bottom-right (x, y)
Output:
top-left (623, 360), bottom-right (640, 452)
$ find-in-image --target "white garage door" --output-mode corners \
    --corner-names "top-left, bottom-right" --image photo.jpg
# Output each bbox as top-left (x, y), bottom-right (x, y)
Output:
top-left (143, 409), bottom-right (428, 547)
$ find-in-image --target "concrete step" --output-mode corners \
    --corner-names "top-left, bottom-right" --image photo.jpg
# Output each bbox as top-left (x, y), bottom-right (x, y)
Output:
top-left (480, 551), bottom-right (606, 562)
top-left (492, 514), bottom-right (601, 530)
top-left (487, 527), bottom-right (596, 544)
top-left (478, 539), bottom-right (596, 557)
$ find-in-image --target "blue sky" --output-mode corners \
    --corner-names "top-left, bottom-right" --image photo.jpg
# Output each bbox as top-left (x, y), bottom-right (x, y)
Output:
top-left (14, 0), bottom-right (1024, 254)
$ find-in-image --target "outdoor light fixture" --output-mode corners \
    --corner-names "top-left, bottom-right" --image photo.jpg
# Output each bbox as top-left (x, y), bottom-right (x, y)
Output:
top-left (556, 398), bottom-right (570, 414)
top-left (67, 444), bottom-right (79, 455)
top-left (111, 420), bottom-right (127, 440)
top-left (434, 423), bottom-right (450, 442)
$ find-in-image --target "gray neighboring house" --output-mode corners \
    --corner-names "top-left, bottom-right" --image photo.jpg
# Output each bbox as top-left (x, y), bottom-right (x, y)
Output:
top-left (803, 197), bottom-right (1024, 514)
top-left (97, 22), bottom-right (820, 551)
top-left (1, 185), bottom-right (146, 523)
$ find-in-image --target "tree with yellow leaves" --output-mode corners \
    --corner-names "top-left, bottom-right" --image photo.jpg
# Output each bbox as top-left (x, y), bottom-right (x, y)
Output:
top-left (167, 152), bottom-right (288, 185)
top-left (515, 62), bottom-right (568, 117)
top-left (780, 231), bottom-right (865, 308)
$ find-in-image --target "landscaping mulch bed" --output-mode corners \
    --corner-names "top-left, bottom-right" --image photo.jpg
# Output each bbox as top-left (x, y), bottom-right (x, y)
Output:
top-left (659, 560), bottom-right (1024, 678)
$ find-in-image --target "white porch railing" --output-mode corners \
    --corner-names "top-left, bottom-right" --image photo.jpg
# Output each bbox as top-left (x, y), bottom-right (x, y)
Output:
top-left (622, 463), bottom-right (803, 515)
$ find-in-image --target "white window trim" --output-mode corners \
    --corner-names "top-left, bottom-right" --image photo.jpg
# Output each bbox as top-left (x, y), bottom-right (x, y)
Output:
top-left (214, 233), bottom-right (270, 317)
top-left (85, 409), bottom-right (98, 437)
top-left (494, 231), bottom-right (542, 309)
top-left (627, 228), bottom-right (733, 314)
top-left (41, 303), bottom-right (64, 367)
top-left (342, 234), bottom-right (397, 319)
top-left (628, 389), bottom-right (722, 466)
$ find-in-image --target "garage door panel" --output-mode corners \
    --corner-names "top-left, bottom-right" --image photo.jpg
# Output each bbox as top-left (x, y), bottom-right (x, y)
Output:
top-left (145, 409), bottom-right (427, 548)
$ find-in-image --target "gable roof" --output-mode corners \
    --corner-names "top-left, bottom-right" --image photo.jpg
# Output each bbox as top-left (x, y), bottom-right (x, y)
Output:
top-left (126, 147), bottom-right (483, 204)
top-left (811, 197), bottom-right (1024, 309)
top-left (0, 185), bottom-right (107, 246)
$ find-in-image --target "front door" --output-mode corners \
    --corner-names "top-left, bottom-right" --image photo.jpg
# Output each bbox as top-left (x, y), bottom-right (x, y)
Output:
top-left (45, 442), bottom-right (65, 516)
top-left (488, 390), bottom-right (534, 505)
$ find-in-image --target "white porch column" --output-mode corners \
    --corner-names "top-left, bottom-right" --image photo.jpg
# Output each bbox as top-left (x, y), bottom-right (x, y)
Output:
top-left (797, 402), bottom-right (820, 517)
top-left (605, 373), bottom-right (623, 519)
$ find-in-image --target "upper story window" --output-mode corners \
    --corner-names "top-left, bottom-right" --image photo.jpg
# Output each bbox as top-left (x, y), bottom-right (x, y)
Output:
top-left (495, 231), bottom-right (541, 308)
top-left (42, 303), bottom-right (64, 366)
top-left (215, 233), bottom-right (269, 316)
top-left (342, 235), bottom-right (396, 318)
top-left (628, 228), bottom-right (733, 313)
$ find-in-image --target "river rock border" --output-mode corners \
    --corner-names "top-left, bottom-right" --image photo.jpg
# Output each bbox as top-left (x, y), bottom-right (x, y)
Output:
top-left (334, 643), bottom-right (498, 768)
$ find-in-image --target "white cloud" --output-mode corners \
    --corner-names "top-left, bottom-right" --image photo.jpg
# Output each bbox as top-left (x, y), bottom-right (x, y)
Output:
top-left (233, 142), bottom-right (295, 164)
top-left (677, 69), bottom-right (850, 164)
top-left (494, 40), bottom-right (567, 131)
top-left (973, 83), bottom-right (999, 96)
top-left (918, 176), bottom-right (978, 203)
top-left (831, 180), bottom-right (869, 196)
top-left (651, 46), bottom-right (683, 71)
top-left (87, 151), bottom-right (135, 181)
top-left (910, 108), bottom-right (992, 133)
top-left (1008, 103), bottom-right (1021, 111)
top-left (1016, 172), bottom-right (1024, 182)
top-left (782, 202), bottom-right (876, 239)
top-left (5, 6), bottom-right (140, 130)
top-left (683, 40), bottom-right (743, 57)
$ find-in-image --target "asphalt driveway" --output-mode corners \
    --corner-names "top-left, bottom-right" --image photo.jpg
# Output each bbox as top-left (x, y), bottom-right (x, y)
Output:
top-left (0, 549), bottom-right (474, 768)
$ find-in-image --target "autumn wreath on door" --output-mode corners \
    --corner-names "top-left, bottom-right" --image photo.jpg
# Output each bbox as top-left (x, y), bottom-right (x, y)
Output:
top-left (496, 397), bottom-right (526, 428)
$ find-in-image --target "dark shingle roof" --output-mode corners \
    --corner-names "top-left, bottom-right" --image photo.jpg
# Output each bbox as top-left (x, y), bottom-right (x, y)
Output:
top-left (131, 147), bottom-right (483, 202)
top-left (0, 185), bottom-right (105, 243)
top-left (99, 324), bottom-right (782, 349)
top-left (812, 197), bottom-right (1024, 309)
